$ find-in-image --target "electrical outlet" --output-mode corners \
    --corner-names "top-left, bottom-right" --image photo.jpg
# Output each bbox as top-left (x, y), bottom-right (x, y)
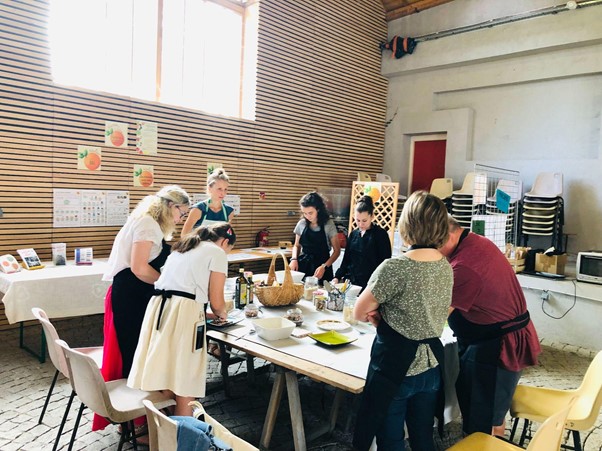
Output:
top-left (540, 290), bottom-right (550, 302)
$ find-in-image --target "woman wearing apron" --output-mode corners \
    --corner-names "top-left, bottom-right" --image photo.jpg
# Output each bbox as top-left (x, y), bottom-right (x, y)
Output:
top-left (290, 191), bottom-right (340, 283)
top-left (93, 185), bottom-right (190, 431)
top-left (182, 168), bottom-right (234, 235)
top-left (332, 195), bottom-right (391, 291)
top-left (128, 223), bottom-right (234, 416)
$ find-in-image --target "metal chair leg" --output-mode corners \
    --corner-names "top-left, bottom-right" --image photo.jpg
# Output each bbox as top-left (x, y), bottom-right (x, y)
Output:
top-left (518, 418), bottom-right (530, 447)
top-left (52, 389), bottom-right (75, 451)
top-left (39, 369), bottom-right (59, 424)
top-left (67, 402), bottom-right (85, 451)
top-left (117, 422), bottom-right (129, 451)
top-left (130, 419), bottom-right (138, 451)
top-left (509, 417), bottom-right (518, 442)
top-left (572, 430), bottom-right (582, 451)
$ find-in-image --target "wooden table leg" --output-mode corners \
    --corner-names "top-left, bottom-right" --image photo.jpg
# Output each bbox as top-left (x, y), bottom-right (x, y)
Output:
top-left (246, 353), bottom-right (255, 384)
top-left (285, 371), bottom-right (307, 451)
top-left (260, 368), bottom-right (286, 450)
top-left (328, 388), bottom-right (345, 433)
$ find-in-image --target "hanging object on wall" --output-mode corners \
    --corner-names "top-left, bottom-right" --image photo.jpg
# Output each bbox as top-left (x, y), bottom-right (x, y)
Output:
top-left (379, 36), bottom-right (417, 59)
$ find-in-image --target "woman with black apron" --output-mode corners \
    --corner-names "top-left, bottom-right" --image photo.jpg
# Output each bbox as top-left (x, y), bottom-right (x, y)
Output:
top-left (289, 192), bottom-right (340, 283)
top-left (93, 185), bottom-right (189, 431)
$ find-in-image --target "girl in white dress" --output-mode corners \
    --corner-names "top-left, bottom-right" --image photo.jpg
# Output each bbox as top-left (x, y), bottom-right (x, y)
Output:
top-left (128, 222), bottom-right (235, 416)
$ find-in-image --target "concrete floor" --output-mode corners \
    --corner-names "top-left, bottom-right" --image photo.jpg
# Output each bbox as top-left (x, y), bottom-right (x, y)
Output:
top-left (0, 314), bottom-right (600, 450)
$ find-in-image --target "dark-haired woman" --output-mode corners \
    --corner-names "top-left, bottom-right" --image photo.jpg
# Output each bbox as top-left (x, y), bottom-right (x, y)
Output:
top-left (289, 191), bottom-right (341, 283)
top-left (332, 195), bottom-right (391, 290)
top-left (128, 222), bottom-right (235, 416)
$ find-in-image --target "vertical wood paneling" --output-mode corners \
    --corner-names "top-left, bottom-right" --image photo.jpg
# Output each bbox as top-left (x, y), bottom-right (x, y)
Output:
top-left (0, 0), bottom-right (387, 329)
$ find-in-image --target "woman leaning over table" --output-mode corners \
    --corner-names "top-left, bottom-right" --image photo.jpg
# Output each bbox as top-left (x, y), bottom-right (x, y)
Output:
top-left (128, 222), bottom-right (234, 416)
top-left (332, 195), bottom-right (391, 290)
top-left (289, 191), bottom-right (340, 283)
top-left (181, 168), bottom-right (234, 236)
top-left (352, 191), bottom-right (453, 451)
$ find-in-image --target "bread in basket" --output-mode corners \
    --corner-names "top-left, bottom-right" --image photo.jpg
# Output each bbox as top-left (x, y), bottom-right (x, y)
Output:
top-left (255, 253), bottom-right (304, 306)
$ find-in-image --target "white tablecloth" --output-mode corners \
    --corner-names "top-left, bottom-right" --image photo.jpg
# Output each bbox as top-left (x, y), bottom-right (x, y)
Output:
top-left (0, 260), bottom-right (110, 323)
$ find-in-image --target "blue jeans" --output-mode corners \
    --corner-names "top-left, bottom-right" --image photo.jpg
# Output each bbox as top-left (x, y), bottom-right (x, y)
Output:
top-left (376, 366), bottom-right (441, 451)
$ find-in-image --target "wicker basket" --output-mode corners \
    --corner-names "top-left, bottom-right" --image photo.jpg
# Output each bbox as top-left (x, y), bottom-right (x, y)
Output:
top-left (255, 253), bottom-right (304, 307)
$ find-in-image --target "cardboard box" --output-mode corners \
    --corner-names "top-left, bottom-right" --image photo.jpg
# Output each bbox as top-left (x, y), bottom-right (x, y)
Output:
top-left (535, 253), bottom-right (568, 275)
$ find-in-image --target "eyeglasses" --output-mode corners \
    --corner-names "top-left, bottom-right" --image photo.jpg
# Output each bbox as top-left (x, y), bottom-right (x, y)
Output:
top-left (175, 205), bottom-right (189, 219)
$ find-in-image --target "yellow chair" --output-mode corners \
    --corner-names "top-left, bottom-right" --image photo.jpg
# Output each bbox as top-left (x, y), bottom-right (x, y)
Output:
top-left (449, 399), bottom-right (575, 451)
top-left (357, 172), bottom-right (372, 181)
top-left (429, 177), bottom-right (453, 199)
top-left (510, 351), bottom-right (602, 451)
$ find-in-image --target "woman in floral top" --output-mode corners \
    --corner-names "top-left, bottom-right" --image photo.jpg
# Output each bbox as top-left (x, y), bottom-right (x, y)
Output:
top-left (353, 191), bottom-right (453, 451)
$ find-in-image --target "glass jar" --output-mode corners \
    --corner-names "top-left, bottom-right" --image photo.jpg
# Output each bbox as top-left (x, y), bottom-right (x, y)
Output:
top-left (286, 307), bottom-right (304, 326)
top-left (244, 303), bottom-right (259, 318)
top-left (313, 289), bottom-right (327, 311)
top-left (304, 276), bottom-right (319, 300)
top-left (343, 293), bottom-right (358, 325)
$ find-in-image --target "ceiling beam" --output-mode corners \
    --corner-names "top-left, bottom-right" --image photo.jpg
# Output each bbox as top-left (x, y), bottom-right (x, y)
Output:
top-left (386, 0), bottom-right (455, 21)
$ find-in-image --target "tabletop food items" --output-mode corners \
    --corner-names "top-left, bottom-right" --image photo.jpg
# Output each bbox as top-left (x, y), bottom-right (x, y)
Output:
top-left (303, 276), bottom-right (319, 299)
top-left (286, 307), bottom-right (303, 326)
top-left (313, 289), bottom-right (327, 311)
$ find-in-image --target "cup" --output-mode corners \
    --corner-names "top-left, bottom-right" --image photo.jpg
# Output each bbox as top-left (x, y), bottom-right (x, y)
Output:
top-left (51, 243), bottom-right (67, 266)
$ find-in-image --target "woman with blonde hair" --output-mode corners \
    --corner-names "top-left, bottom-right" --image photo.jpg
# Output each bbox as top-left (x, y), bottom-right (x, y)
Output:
top-left (129, 222), bottom-right (235, 416)
top-left (353, 191), bottom-right (453, 451)
top-left (93, 185), bottom-right (189, 431)
top-left (182, 168), bottom-right (234, 236)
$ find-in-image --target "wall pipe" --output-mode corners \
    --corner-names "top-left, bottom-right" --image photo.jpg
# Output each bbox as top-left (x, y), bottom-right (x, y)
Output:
top-left (414, 0), bottom-right (602, 42)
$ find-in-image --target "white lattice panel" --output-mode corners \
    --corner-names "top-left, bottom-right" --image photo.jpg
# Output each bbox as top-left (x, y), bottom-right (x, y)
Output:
top-left (349, 182), bottom-right (399, 248)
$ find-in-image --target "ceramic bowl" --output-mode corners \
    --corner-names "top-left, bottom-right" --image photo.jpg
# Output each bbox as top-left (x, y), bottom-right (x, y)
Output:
top-left (252, 317), bottom-right (295, 341)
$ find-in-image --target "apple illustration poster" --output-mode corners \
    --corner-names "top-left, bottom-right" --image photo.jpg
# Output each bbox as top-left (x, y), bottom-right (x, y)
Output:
top-left (77, 145), bottom-right (102, 171)
top-left (105, 121), bottom-right (128, 148)
top-left (134, 165), bottom-right (154, 187)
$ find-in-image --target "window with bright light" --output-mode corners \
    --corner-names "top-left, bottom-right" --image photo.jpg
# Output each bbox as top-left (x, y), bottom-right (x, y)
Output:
top-left (49, 0), bottom-right (258, 119)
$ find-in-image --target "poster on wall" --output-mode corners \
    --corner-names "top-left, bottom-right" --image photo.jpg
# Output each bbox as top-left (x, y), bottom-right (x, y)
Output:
top-left (53, 189), bottom-right (130, 228)
top-left (135, 120), bottom-right (158, 155)
top-left (77, 145), bottom-right (102, 171)
top-left (105, 121), bottom-right (128, 148)
top-left (191, 193), bottom-right (241, 215)
top-left (133, 164), bottom-right (154, 187)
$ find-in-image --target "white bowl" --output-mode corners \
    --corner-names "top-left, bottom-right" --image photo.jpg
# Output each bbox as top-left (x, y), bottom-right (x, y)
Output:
top-left (275, 270), bottom-right (305, 284)
top-left (252, 317), bottom-right (295, 341)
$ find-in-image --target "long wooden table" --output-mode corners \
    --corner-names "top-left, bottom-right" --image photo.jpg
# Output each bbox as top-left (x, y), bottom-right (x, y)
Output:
top-left (207, 300), bottom-right (459, 451)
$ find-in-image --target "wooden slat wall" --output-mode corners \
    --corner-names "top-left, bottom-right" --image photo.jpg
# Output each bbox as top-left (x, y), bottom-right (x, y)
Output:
top-left (0, 0), bottom-right (387, 330)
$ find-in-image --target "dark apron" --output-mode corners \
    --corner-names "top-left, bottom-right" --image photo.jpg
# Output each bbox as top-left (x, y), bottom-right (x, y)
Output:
top-left (112, 240), bottom-right (171, 378)
top-left (353, 320), bottom-right (445, 450)
top-left (448, 308), bottom-right (530, 434)
top-left (298, 223), bottom-right (333, 283)
top-left (345, 230), bottom-right (370, 288)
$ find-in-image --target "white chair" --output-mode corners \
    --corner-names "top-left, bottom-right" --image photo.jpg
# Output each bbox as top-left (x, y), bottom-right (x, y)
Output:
top-left (56, 339), bottom-right (175, 451)
top-left (453, 172), bottom-right (476, 195)
top-left (357, 172), bottom-right (372, 181)
top-left (525, 172), bottom-right (563, 198)
top-left (429, 178), bottom-right (454, 199)
top-left (144, 400), bottom-right (259, 451)
top-left (31, 308), bottom-right (103, 451)
top-left (376, 173), bottom-right (392, 182)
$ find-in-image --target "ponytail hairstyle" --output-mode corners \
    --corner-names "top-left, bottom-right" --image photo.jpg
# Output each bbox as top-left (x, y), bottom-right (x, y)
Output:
top-left (355, 195), bottom-right (375, 216)
top-left (207, 168), bottom-right (230, 191)
top-left (299, 191), bottom-right (330, 226)
top-left (172, 222), bottom-right (236, 254)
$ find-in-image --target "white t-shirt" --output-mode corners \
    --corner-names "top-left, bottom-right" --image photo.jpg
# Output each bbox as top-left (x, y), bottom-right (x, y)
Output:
top-left (103, 215), bottom-right (165, 281)
top-left (154, 241), bottom-right (228, 304)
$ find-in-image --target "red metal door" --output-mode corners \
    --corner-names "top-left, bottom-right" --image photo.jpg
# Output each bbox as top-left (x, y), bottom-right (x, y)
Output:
top-left (410, 139), bottom-right (447, 193)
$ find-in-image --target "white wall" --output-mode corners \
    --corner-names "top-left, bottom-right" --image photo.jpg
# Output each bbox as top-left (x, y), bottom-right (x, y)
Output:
top-left (382, 0), bottom-right (602, 255)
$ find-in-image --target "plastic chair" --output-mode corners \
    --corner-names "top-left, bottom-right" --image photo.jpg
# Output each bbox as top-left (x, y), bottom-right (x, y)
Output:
top-left (31, 307), bottom-right (103, 450)
top-left (525, 172), bottom-right (563, 198)
top-left (489, 179), bottom-right (523, 203)
top-left (144, 400), bottom-right (259, 451)
top-left (56, 339), bottom-right (175, 451)
top-left (453, 172), bottom-right (476, 195)
top-left (430, 178), bottom-right (454, 199)
top-left (376, 173), bottom-right (392, 182)
top-left (510, 351), bottom-right (602, 451)
top-left (357, 172), bottom-right (371, 181)
top-left (448, 398), bottom-right (575, 451)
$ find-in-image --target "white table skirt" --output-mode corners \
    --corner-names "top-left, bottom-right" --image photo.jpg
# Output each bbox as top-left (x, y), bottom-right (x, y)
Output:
top-left (0, 260), bottom-right (110, 323)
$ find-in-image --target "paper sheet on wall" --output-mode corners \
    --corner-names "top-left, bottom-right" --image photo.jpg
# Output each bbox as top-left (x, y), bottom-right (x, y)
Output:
top-left (135, 120), bottom-right (158, 155)
top-left (53, 189), bottom-right (130, 227)
top-left (191, 193), bottom-right (241, 215)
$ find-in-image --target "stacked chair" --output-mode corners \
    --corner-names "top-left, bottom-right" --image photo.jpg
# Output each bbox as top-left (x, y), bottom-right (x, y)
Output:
top-left (451, 172), bottom-right (477, 228)
top-left (486, 179), bottom-right (522, 243)
top-left (520, 172), bottom-right (564, 251)
top-left (430, 177), bottom-right (454, 212)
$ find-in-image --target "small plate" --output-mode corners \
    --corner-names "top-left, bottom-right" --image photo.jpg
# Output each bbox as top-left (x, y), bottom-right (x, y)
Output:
top-left (207, 315), bottom-right (245, 328)
top-left (309, 330), bottom-right (357, 346)
top-left (316, 319), bottom-right (351, 331)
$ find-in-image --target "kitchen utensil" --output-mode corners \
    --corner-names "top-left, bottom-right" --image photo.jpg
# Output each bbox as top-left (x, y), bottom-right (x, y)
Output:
top-left (323, 280), bottom-right (333, 293)
top-left (316, 319), bottom-right (351, 331)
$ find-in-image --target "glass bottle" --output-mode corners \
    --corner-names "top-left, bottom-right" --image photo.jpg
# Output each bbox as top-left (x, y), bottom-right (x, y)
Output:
top-left (246, 272), bottom-right (254, 305)
top-left (235, 266), bottom-right (245, 309)
top-left (343, 292), bottom-right (358, 325)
